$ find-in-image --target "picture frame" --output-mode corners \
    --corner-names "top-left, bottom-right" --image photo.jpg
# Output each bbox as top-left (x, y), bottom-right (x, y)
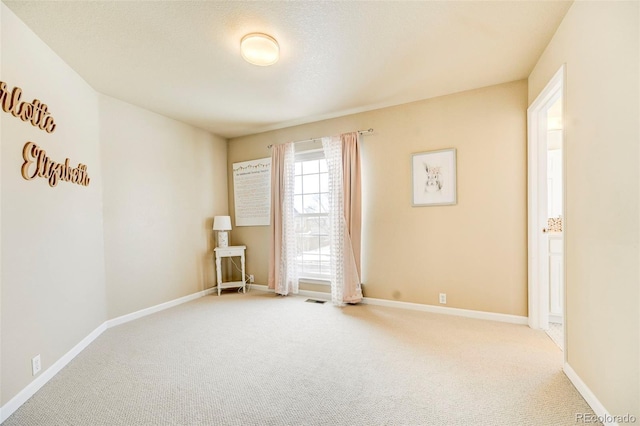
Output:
top-left (411, 148), bottom-right (457, 206)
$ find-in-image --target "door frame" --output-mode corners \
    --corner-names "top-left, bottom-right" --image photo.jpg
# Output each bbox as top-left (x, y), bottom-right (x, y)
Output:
top-left (527, 65), bottom-right (565, 331)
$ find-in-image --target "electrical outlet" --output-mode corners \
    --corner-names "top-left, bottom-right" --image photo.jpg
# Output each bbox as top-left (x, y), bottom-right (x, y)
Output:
top-left (439, 293), bottom-right (447, 304)
top-left (249, 274), bottom-right (254, 283)
top-left (32, 354), bottom-right (41, 376)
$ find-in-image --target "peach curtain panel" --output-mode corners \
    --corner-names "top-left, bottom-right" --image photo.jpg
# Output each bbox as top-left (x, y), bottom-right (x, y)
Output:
top-left (341, 132), bottom-right (363, 281)
top-left (268, 142), bottom-right (298, 295)
top-left (322, 132), bottom-right (363, 304)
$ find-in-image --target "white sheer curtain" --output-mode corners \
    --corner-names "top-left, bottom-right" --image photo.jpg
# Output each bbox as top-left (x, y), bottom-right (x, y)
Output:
top-left (322, 134), bottom-right (363, 305)
top-left (268, 142), bottom-right (298, 295)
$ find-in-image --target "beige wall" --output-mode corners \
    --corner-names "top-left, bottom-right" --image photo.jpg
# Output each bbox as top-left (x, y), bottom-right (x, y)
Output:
top-left (1, 4), bottom-right (107, 405)
top-left (100, 95), bottom-right (228, 319)
top-left (529, 1), bottom-right (639, 417)
top-left (0, 4), bottom-right (230, 408)
top-left (229, 80), bottom-right (528, 316)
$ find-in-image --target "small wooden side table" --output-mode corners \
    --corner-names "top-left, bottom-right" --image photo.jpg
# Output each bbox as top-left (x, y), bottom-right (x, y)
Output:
top-left (213, 245), bottom-right (246, 296)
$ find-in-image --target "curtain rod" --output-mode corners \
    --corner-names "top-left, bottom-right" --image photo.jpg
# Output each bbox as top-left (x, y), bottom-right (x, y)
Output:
top-left (267, 128), bottom-right (373, 149)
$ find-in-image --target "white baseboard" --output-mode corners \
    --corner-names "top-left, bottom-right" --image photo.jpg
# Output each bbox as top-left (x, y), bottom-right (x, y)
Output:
top-left (251, 284), bottom-right (527, 325)
top-left (563, 363), bottom-right (621, 426)
top-left (0, 287), bottom-right (215, 424)
top-left (0, 322), bottom-right (107, 423)
top-left (362, 297), bottom-right (528, 325)
top-left (105, 287), bottom-right (216, 328)
top-left (245, 283), bottom-right (271, 293)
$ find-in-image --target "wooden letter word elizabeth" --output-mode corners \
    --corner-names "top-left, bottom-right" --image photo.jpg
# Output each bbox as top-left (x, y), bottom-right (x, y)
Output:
top-left (21, 142), bottom-right (90, 187)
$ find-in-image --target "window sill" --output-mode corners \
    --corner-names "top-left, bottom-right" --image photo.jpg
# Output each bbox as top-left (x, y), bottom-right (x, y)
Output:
top-left (298, 277), bottom-right (331, 286)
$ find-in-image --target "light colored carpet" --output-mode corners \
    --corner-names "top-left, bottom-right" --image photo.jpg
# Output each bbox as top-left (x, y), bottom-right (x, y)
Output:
top-left (4, 291), bottom-right (598, 425)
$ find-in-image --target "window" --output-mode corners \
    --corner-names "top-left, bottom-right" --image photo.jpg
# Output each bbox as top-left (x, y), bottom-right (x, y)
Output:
top-left (294, 150), bottom-right (330, 280)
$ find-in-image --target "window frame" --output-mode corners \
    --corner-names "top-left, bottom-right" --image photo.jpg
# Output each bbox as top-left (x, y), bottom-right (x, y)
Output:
top-left (294, 148), bottom-right (331, 283)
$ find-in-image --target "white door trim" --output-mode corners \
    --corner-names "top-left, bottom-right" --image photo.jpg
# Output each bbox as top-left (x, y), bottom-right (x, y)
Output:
top-left (527, 65), bottom-right (565, 331)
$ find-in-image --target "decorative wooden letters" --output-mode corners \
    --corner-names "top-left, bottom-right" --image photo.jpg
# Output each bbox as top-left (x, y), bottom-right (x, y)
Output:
top-left (0, 81), bottom-right (56, 133)
top-left (21, 142), bottom-right (90, 187)
top-left (2, 80), bottom-right (91, 188)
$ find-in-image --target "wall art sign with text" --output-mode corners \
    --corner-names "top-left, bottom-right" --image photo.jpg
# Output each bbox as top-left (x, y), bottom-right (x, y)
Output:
top-left (233, 157), bottom-right (271, 226)
top-left (1, 81), bottom-right (91, 188)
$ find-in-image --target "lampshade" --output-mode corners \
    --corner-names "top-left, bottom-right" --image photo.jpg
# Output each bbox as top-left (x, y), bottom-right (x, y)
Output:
top-left (213, 216), bottom-right (232, 231)
top-left (240, 33), bottom-right (279, 66)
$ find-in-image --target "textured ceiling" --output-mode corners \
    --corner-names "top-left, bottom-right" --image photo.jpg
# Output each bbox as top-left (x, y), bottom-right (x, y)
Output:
top-left (3, 1), bottom-right (572, 139)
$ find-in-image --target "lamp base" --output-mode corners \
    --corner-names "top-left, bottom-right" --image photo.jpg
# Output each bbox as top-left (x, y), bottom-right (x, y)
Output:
top-left (217, 231), bottom-right (229, 248)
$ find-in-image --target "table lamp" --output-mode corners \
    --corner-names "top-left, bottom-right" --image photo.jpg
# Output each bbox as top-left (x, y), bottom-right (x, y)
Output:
top-left (213, 216), bottom-right (232, 248)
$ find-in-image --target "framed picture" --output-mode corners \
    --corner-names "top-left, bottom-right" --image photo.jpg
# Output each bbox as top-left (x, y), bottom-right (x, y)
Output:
top-left (411, 148), bottom-right (457, 206)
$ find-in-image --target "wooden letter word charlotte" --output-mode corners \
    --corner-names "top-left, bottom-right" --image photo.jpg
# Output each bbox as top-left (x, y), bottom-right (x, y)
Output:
top-left (0, 81), bottom-right (57, 133)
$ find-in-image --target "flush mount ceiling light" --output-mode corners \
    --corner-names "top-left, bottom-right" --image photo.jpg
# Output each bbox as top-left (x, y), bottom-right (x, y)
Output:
top-left (240, 33), bottom-right (279, 66)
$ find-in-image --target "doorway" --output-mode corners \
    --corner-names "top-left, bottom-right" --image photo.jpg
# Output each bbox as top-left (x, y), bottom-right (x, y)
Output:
top-left (527, 65), bottom-right (565, 352)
